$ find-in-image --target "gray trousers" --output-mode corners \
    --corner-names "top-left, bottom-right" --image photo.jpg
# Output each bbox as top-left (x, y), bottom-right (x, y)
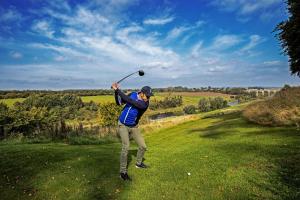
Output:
top-left (118, 122), bottom-right (147, 173)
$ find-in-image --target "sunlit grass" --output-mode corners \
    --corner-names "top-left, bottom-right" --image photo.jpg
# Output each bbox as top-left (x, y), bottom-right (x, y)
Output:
top-left (1, 105), bottom-right (299, 199)
top-left (0, 98), bottom-right (25, 107)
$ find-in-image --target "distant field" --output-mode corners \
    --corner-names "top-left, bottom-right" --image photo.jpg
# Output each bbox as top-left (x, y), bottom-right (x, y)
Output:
top-left (157, 92), bottom-right (233, 106)
top-left (81, 95), bottom-right (114, 103)
top-left (0, 92), bottom-right (233, 107)
top-left (78, 92), bottom-right (232, 110)
top-left (158, 91), bottom-right (232, 97)
top-left (0, 98), bottom-right (25, 107)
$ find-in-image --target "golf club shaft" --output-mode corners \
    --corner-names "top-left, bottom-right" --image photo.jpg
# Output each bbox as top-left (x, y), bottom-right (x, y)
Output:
top-left (117, 71), bottom-right (138, 84)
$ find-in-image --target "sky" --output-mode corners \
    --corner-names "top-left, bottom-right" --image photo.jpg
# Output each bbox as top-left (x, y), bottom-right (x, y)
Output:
top-left (0, 0), bottom-right (299, 89)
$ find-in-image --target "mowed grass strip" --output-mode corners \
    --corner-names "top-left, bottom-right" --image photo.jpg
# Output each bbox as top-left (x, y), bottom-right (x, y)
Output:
top-left (0, 108), bottom-right (299, 199)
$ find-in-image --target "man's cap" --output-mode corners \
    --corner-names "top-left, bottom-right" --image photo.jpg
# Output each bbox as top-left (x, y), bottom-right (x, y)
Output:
top-left (141, 86), bottom-right (154, 98)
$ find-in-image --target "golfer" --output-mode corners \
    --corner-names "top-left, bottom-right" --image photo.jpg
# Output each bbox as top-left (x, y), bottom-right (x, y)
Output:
top-left (111, 82), bottom-right (153, 181)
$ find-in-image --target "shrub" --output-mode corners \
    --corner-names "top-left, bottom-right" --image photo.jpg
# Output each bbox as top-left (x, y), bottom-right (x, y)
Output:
top-left (183, 105), bottom-right (197, 114)
top-left (98, 103), bottom-right (123, 126)
top-left (198, 98), bottom-right (211, 112)
top-left (149, 95), bottom-right (183, 110)
top-left (198, 97), bottom-right (228, 112)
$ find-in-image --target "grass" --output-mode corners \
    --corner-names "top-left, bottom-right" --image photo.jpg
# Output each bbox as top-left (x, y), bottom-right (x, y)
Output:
top-left (1, 106), bottom-right (299, 199)
top-left (0, 98), bottom-right (25, 107)
top-left (81, 95), bottom-right (115, 104)
top-left (0, 92), bottom-right (232, 108)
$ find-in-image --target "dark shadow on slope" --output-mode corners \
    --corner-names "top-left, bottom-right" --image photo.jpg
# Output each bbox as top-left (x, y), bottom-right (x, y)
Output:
top-left (0, 143), bottom-right (127, 200)
top-left (214, 139), bottom-right (300, 200)
top-left (0, 144), bottom-right (78, 200)
top-left (188, 111), bottom-right (246, 139)
top-left (189, 110), bottom-right (300, 199)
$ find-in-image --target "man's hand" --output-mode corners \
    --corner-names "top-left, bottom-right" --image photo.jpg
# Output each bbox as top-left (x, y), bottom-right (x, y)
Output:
top-left (111, 82), bottom-right (120, 90)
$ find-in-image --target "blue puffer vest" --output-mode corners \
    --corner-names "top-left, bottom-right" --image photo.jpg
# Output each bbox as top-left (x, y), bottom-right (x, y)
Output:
top-left (119, 92), bottom-right (140, 127)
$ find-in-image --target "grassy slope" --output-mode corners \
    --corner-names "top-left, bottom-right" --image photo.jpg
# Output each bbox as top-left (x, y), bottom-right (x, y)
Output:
top-left (0, 106), bottom-right (299, 200)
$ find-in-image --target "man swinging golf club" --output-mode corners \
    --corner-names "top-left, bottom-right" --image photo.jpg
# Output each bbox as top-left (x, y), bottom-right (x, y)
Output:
top-left (111, 82), bottom-right (153, 181)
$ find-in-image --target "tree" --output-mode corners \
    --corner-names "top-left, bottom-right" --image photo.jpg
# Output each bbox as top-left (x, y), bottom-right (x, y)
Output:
top-left (275, 0), bottom-right (300, 77)
top-left (198, 98), bottom-right (211, 112)
top-left (0, 103), bottom-right (10, 138)
top-left (99, 103), bottom-right (122, 127)
top-left (183, 105), bottom-right (196, 114)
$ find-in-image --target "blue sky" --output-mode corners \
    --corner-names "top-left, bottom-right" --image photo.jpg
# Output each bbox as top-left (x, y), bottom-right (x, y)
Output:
top-left (0, 0), bottom-right (299, 89)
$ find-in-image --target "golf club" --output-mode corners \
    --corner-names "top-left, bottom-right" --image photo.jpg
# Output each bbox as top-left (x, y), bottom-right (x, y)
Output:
top-left (116, 70), bottom-right (145, 84)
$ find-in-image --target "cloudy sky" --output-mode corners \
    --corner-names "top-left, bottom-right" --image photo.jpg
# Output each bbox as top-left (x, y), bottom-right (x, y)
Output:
top-left (0, 0), bottom-right (299, 89)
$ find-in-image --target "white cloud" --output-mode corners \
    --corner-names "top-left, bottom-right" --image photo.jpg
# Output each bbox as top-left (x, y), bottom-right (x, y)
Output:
top-left (10, 51), bottom-right (23, 59)
top-left (166, 26), bottom-right (190, 40)
top-left (208, 66), bottom-right (226, 72)
top-left (240, 0), bottom-right (281, 15)
top-left (211, 0), bottom-right (282, 22)
top-left (210, 34), bottom-right (242, 50)
top-left (31, 20), bottom-right (55, 38)
top-left (190, 41), bottom-right (203, 57)
top-left (212, 0), bottom-right (281, 14)
top-left (143, 16), bottom-right (174, 25)
top-left (241, 34), bottom-right (263, 51)
top-left (48, 0), bottom-right (71, 11)
top-left (166, 20), bottom-right (205, 41)
top-left (29, 43), bottom-right (95, 62)
top-left (54, 55), bottom-right (67, 61)
top-left (0, 7), bottom-right (22, 22)
top-left (263, 60), bottom-right (281, 65)
top-left (3, 1), bottom-right (291, 89)
top-left (74, 6), bottom-right (110, 26)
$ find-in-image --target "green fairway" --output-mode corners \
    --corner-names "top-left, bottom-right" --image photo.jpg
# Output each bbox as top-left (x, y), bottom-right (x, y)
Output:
top-left (0, 98), bottom-right (25, 107)
top-left (81, 95), bottom-right (115, 104)
top-left (1, 108), bottom-right (299, 199)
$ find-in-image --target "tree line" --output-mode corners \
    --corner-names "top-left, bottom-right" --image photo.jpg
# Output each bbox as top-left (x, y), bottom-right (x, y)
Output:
top-left (183, 97), bottom-right (229, 114)
top-left (0, 87), bottom-right (259, 99)
top-left (0, 89), bottom-right (115, 99)
top-left (0, 94), bottom-right (122, 140)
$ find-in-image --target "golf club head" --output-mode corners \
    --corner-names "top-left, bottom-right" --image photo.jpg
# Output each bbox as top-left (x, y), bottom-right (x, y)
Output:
top-left (138, 70), bottom-right (145, 76)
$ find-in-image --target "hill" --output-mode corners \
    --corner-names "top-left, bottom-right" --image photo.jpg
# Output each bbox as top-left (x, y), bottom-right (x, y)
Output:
top-left (0, 106), bottom-right (299, 199)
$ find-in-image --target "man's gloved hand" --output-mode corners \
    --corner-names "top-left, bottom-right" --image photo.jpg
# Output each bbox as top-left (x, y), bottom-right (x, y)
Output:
top-left (111, 82), bottom-right (120, 90)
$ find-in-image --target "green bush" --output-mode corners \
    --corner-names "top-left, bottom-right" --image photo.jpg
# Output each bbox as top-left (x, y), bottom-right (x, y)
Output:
top-left (198, 98), bottom-right (211, 112)
top-left (150, 96), bottom-right (183, 110)
top-left (98, 103), bottom-right (123, 126)
top-left (183, 105), bottom-right (197, 114)
top-left (210, 97), bottom-right (228, 110)
top-left (198, 97), bottom-right (228, 112)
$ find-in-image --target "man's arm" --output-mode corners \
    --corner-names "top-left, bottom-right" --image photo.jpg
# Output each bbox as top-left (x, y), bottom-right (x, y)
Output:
top-left (115, 89), bottom-right (148, 110)
top-left (114, 90), bottom-right (123, 105)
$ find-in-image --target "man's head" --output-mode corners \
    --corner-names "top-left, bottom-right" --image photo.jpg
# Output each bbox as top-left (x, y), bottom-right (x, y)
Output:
top-left (139, 86), bottom-right (153, 101)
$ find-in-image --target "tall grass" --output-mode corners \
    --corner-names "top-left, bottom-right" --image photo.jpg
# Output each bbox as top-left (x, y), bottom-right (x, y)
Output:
top-left (243, 86), bottom-right (300, 126)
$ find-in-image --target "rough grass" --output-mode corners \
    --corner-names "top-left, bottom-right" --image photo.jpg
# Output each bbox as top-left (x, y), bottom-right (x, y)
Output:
top-left (243, 87), bottom-right (300, 126)
top-left (1, 106), bottom-right (299, 200)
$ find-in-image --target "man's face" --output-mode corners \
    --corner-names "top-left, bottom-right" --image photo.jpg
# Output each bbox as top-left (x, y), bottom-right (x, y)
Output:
top-left (140, 92), bottom-right (149, 102)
